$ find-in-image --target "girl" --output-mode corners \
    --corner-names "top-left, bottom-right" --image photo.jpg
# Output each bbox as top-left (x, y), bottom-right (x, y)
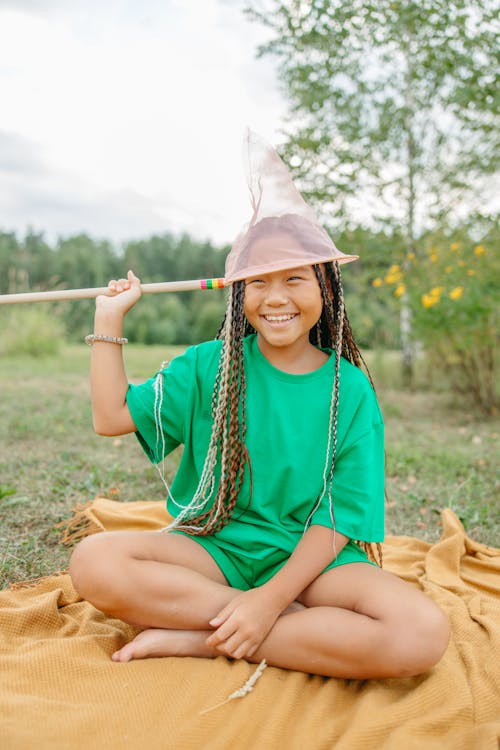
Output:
top-left (70, 136), bottom-right (449, 678)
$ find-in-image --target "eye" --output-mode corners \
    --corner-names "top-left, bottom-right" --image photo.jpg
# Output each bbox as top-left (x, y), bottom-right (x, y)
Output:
top-left (246, 278), bottom-right (265, 286)
top-left (287, 275), bottom-right (305, 282)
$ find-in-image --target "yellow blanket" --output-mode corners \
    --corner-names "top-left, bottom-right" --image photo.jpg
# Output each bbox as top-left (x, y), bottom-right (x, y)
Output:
top-left (1, 500), bottom-right (499, 750)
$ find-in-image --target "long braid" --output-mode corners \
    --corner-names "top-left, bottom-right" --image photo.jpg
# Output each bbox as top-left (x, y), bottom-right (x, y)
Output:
top-left (304, 264), bottom-right (343, 544)
top-left (206, 282), bottom-right (248, 532)
top-left (334, 265), bottom-right (383, 566)
top-left (164, 281), bottom-right (249, 535)
top-left (311, 263), bottom-right (383, 567)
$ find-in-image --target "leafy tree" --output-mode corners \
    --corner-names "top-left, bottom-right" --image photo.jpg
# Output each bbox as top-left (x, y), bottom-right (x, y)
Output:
top-left (54, 234), bottom-right (119, 290)
top-left (52, 234), bottom-right (121, 337)
top-left (192, 299), bottom-right (227, 343)
top-left (246, 0), bottom-right (499, 382)
top-left (335, 226), bottom-right (406, 349)
top-left (126, 295), bottom-right (189, 345)
top-left (21, 231), bottom-right (56, 291)
top-left (0, 232), bottom-right (21, 294)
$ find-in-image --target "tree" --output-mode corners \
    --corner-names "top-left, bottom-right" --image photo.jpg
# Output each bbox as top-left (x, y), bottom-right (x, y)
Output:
top-left (0, 232), bottom-right (21, 294)
top-left (246, 0), bottom-right (499, 382)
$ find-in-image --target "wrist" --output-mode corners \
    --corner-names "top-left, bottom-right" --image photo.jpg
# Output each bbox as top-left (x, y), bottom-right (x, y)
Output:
top-left (258, 580), bottom-right (296, 612)
top-left (85, 334), bottom-right (128, 346)
top-left (93, 309), bottom-right (125, 335)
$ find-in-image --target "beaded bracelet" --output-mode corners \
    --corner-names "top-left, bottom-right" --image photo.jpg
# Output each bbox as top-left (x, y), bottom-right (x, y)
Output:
top-left (84, 334), bottom-right (128, 346)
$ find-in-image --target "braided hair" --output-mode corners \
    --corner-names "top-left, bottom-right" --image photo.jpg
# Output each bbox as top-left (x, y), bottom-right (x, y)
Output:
top-left (164, 261), bottom-right (382, 566)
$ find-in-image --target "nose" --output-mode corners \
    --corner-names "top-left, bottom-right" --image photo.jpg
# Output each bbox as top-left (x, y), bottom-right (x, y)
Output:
top-left (264, 281), bottom-right (288, 306)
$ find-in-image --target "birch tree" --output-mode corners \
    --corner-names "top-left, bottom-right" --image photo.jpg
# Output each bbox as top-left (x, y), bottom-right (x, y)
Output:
top-left (246, 0), bottom-right (499, 383)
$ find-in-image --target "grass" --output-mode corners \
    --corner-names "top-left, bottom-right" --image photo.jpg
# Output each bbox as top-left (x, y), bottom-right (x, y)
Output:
top-left (0, 345), bottom-right (498, 589)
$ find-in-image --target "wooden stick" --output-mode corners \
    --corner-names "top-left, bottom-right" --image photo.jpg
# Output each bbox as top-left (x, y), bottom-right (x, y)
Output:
top-left (0, 278), bottom-right (226, 305)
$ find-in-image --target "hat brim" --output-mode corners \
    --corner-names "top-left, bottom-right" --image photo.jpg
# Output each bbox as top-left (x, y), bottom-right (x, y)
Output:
top-left (224, 252), bottom-right (359, 284)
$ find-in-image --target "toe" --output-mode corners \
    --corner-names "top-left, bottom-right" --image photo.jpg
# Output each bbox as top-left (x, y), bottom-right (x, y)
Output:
top-left (111, 644), bottom-right (135, 662)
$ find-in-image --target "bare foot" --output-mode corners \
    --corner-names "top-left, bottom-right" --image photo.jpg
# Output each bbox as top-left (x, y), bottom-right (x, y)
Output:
top-left (112, 601), bottom-right (306, 662)
top-left (112, 628), bottom-right (216, 663)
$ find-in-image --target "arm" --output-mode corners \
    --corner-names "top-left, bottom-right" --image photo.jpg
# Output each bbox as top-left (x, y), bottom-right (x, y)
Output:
top-left (90, 270), bottom-right (142, 436)
top-left (255, 524), bottom-right (348, 609)
top-left (207, 525), bottom-right (349, 659)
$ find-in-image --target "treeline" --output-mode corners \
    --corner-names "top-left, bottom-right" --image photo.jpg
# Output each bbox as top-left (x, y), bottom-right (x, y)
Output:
top-left (0, 228), bottom-right (401, 348)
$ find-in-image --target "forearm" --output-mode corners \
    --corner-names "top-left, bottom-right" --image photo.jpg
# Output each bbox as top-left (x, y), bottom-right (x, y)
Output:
top-left (90, 309), bottom-right (133, 435)
top-left (260, 526), bottom-right (349, 610)
top-left (207, 527), bottom-right (349, 659)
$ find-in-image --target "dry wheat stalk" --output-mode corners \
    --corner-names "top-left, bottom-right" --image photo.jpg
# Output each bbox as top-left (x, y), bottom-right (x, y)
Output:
top-left (200, 659), bottom-right (268, 715)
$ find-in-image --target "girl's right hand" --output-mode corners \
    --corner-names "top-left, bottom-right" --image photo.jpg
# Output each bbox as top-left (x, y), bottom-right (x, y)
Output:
top-left (96, 269), bottom-right (142, 316)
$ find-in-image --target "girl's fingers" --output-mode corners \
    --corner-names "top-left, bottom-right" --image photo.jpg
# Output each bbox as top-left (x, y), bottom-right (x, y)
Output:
top-left (209, 607), bottom-right (231, 628)
top-left (209, 616), bottom-right (224, 628)
top-left (127, 269), bottom-right (140, 283)
top-left (207, 622), bottom-right (234, 646)
top-left (105, 271), bottom-right (140, 297)
top-left (216, 633), bottom-right (248, 659)
top-left (207, 615), bottom-right (243, 646)
top-left (107, 278), bottom-right (131, 293)
top-left (232, 641), bottom-right (253, 660)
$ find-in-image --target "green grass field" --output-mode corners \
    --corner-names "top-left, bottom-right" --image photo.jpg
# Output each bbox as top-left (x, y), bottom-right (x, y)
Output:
top-left (0, 345), bottom-right (498, 589)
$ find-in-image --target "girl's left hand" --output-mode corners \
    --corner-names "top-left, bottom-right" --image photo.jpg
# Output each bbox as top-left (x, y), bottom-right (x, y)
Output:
top-left (206, 587), bottom-right (283, 660)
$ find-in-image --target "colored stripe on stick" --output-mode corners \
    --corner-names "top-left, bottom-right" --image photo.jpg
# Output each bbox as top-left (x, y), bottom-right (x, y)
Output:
top-left (200, 278), bottom-right (225, 290)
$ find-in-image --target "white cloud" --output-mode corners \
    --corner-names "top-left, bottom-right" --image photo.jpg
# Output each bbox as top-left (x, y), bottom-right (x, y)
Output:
top-left (0, 0), bottom-right (286, 245)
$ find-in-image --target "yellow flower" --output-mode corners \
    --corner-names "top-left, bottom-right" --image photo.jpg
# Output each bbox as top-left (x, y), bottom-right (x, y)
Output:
top-left (430, 253), bottom-right (438, 263)
top-left (467, 269), bottom-right (476, 276)
top-left (450, 242), bottom-right (461, 252)
top-left (430, 286), bottom-right (443, 297)
top-left (445, 266), bottom-right (453, 273)
top-left (474, 244), bottom-right (486, 256)
top-left (394, 283), bottom-right (406, 298)
top-left (372, 277), bottom-right (383, 287)
top-left (449, 286), bottom-right (463, 300)
top-left (385, 265), bottom-right (403, 284)
top-left (422, 293), bottom-right (438, 308)
top-left (421, 286), bottom-right (443, 308)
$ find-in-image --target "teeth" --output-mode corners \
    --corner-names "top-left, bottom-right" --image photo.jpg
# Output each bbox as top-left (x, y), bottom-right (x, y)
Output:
top-left (264, 314), bottom-right (296, 322)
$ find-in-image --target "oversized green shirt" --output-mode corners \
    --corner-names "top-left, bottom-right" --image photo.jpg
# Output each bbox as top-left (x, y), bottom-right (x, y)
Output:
top-left (126, 334), bottom-right (384, 558)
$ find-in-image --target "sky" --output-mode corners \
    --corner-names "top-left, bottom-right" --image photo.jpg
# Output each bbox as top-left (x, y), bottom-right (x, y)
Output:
top-left (0, 0), bottom-right (286, 248)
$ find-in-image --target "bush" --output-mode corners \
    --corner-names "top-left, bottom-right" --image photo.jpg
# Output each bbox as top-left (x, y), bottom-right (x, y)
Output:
top-left (0, 306), bottom-right (66, 357)
top-left (372, 230), bottom-right (499, 413)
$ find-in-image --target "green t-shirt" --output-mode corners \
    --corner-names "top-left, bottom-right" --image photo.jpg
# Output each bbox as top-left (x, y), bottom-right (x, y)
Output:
top-left (126, 334), bottom-right (384, 558)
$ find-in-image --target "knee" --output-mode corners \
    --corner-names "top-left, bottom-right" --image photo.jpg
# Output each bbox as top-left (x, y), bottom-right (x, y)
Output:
top-left (69, 533), bottom-right (124, 612)
top-left (387, 601), bottom-right (450, 678)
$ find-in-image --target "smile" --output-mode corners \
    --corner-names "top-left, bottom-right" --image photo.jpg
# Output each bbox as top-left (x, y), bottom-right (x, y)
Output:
top-left (262, 313), bottom-right (298, 322)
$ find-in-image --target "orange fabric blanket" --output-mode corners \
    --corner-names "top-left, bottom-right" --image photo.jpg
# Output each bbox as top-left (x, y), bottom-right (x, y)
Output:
top-left (1, 499), bottom-right (499, 750)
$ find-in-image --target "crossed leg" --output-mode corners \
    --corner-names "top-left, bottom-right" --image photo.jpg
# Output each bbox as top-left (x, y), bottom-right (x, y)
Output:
top-left (69, 530), bottom-right (450, 678)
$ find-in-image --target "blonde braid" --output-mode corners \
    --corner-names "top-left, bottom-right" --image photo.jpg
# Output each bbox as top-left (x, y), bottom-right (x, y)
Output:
top-left (310, 263), bottom-right (383, 567)
top-left (304, 264), bottom-right (343, 548)
top-left (166, 282), bottom-right (249, 535)
top-left (201, 283), bottom-right (247, 534)
top-left (330, 265), bottom-right (382, 565)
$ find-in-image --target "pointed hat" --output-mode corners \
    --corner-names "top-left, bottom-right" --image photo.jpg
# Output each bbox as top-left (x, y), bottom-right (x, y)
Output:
top-left (224, 129), bottom-right (358, 283)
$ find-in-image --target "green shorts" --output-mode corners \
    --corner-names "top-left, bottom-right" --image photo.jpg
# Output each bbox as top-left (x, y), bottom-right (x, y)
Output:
top-left (170, 532), bottom-right (377, 590)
